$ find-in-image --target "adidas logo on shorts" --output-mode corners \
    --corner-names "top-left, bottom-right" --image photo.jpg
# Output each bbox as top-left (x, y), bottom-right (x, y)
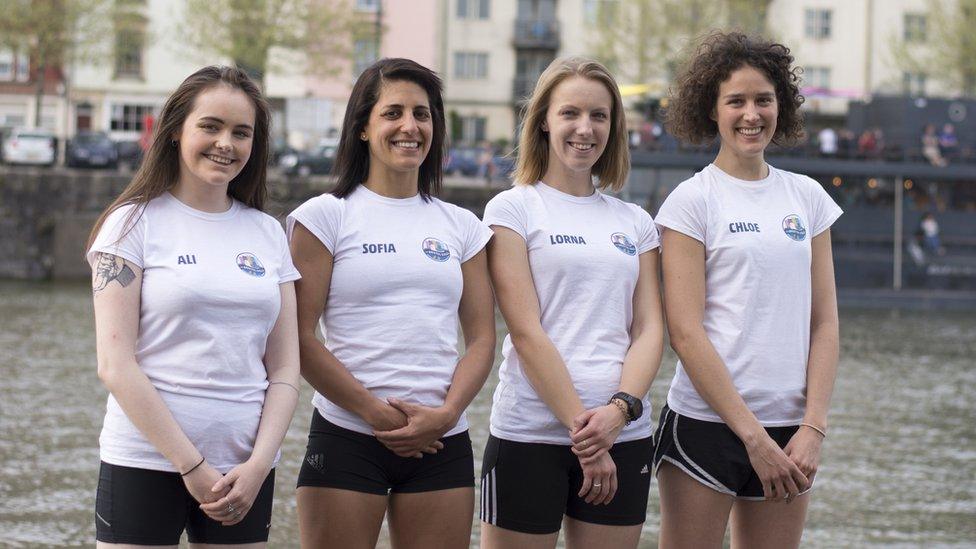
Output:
top-left (640, 464), bottom-right (650, 474)
top-left (306, 453), bottom-right (326, 473)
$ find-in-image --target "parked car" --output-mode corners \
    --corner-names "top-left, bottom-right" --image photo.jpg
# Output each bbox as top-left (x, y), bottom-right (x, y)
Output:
top-left (0, 128), bottom-right (56, 166)
top-left (444, 146), bottom-right (481, 176)
top-left (279, 144), bottom-right (336, 176)
top-left (115, 140), bottom-right (144, 170)
top-left (66, 131), bottom-right (119, 169)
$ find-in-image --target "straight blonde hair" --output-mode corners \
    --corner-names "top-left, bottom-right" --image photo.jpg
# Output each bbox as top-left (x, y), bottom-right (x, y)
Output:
top-left (513, 56), bottom-right (630, 191)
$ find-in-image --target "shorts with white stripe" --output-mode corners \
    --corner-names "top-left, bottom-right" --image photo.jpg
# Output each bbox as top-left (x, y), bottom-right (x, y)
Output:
top-left (480, 434), bottom-right (654, 534)
top-left (651, 404), bottom-right (808, 500)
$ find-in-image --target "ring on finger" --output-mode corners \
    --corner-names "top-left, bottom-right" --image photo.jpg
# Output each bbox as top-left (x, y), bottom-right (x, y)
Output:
top-left (593, 482), bottom-right (602, 488)
top-left (226, 504), bottom-right (236, 513)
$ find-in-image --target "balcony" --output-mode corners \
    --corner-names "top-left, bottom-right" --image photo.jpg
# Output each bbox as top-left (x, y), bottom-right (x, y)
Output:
top-left (513, 19), bottom-right (560, 50)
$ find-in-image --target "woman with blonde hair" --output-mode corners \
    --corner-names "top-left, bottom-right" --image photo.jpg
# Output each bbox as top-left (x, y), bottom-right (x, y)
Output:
top-left (480, 56), bottom-right (664, 549)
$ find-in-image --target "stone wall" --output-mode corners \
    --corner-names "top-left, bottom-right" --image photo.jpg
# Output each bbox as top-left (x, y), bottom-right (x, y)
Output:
top-left (0, 167), bottom-right (500, 280)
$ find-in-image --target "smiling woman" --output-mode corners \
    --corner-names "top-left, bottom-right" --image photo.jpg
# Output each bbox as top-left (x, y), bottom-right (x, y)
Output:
top-left (84, 66), bottom-right (300, 548)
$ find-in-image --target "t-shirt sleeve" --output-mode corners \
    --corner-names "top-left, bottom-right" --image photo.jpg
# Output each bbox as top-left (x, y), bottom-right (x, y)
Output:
top-left (459, 208), bottom-right (493, 263)
top-left (287, 194), bottom-right (342, 254)
top-left (275, 224), bottom-right (301, 284)
top-left (482, 190), bottom-right (528, 240)
top-left (86, 203), bottom-right (146, 268)
top-left (807, 177), bottom-right (843, 237)
top-left (634, 206), bottom-right (661, 254)
top-left (654, 180), bottom-right (707, 243)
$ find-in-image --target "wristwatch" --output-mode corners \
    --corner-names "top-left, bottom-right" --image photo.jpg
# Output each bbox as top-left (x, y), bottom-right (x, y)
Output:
top-left (608, 392), bottom-right (643, 423)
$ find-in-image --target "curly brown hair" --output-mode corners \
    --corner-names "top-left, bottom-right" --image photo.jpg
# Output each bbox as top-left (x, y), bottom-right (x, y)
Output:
top-left (666, 32), bottom-right (804, 146)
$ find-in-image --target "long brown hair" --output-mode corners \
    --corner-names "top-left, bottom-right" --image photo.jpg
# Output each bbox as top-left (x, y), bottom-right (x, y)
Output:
top-left (87, 65), bottom-right (271, 249)
top-left (331, 58), bottom-right (446, 201)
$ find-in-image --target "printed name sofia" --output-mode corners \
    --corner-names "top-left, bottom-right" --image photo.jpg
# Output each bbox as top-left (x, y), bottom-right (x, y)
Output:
top-left (363, 243), bottom-right (397, 254)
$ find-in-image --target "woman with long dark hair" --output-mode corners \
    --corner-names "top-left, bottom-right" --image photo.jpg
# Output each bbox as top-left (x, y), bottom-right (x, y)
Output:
top-left (653, 32), bottom-right (842, 548)
top-left (288, 58), bottom-right (495, 548)
top-left (87, 65), bottom-right (299, 546)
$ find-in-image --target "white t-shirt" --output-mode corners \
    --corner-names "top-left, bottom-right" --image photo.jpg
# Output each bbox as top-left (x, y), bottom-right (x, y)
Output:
top-left (484, 182), bottom-right (660, 445)
top-left (286, 186), bottom-right (493, 436)
top-left (655, 163), bottom-right (843, 426)
top-left (87, 192), bottom-right (300, 473)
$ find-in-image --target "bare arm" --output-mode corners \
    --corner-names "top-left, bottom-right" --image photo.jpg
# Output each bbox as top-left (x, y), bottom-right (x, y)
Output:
top-left (92, 253), bottom-right (225, 503)
top-left (661, 229), bottom-right (808, 499)
top-left (289, 222), bottom-right (407, 431)
top-left (487, 226), bottom-right (584, 429)
top-left (783, 230), bottom-right (840, 481)
top-left (571, 250), bottom-right (665, 459)
top-left (378, 249), bottom-right (496, 454)
top-left (202, 281), bottom-right (301, 525)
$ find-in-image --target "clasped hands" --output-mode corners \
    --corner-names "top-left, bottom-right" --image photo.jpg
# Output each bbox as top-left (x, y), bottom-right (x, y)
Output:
top-left (569, 404), bottom-right (628, 505)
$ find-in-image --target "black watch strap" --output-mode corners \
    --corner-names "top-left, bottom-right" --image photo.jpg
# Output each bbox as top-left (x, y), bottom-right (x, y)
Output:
top-left (609, 391), bottom-right (642, 422)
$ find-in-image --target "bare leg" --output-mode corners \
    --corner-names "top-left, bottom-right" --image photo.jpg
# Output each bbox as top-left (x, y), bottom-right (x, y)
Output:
top-left (97, 544), bottom-right (177, 549)
top-left (563, 516), bottom-right (642, 549)
top-left (730, 492), bottom-right (810, 549)
top-left (657, 462), bottom-right (734, 549)
top-left (296, 486), bottom-right (388, 549)
top-left (480, 523), bottom-right (559, 549)
top-left (386, 487), bottom-right (474, 549)
top-left (191, 543), bottom-right (265, 549)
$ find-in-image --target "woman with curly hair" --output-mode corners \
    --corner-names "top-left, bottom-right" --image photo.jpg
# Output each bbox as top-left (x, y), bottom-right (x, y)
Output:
top-left (652, 32), bottom-right (842, 548)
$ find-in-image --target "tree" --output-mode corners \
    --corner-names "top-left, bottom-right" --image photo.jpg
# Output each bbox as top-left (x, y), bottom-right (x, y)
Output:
top-left (587, 0), bottom-right (773, 87)
top-left (891, 0), bottom-right (976, 97)
top-left (0, 0), bottom-right (113, 127)
top-left (178, 0), bottom-right (362, 88)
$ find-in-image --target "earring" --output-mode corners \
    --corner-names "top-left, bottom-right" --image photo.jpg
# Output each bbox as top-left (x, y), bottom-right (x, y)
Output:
top-left (360, 132), bottom-right (367, 141)
top-left (171, 140), bottom-right (178, 147)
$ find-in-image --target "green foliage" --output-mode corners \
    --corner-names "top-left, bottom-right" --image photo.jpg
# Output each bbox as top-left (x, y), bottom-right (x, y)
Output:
top-left (179, 0), bottom-right (359, 87)
top-left (892, 0), bottom-right (976, 97)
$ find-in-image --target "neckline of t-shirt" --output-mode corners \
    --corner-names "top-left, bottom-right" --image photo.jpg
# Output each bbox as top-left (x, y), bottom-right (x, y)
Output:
top-left (355, 184), bottom-right (425, 206)
top-left (535, 181), bottom-right (602, 203)
top-left (163, 191), bottom-right (241, 220)
top-left (707, 163), bottom-right (777, 189)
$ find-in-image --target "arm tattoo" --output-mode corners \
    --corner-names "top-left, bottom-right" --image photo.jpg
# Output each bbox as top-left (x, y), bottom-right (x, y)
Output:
top-left (93, 253), bottom-right (137, 293)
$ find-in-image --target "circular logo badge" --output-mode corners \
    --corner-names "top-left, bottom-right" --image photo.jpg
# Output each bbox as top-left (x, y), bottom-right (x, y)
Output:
top-left (782, 214), bottom-right (807, 241)
top-left (611, 232), bottom-right (637, 256)
top-left (236, 252), bottom-right (266, 277)
top-left (421, 238), bottom-right (451, 262)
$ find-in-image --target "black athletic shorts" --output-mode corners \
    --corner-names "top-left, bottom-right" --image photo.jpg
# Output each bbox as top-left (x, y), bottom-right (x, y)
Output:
top-left (296, 409), bottom-right (475, 494)
top-left (479, 434), bottom-right (654, 534)
top-left (652, 404), bottom-right (811, 500)
top-left (95, 461), bottom-right (275, 545)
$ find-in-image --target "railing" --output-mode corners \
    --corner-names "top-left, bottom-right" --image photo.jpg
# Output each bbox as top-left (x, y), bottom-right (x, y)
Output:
top-left (513, 19), bottom-right (560, 49)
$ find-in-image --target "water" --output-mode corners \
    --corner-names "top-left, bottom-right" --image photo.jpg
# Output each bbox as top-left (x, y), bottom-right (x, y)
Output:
top-left (1, 281), bottom-right (974, 547)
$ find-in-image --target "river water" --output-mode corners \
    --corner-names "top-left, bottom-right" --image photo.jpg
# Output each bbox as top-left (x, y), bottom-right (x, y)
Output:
top-left (1, 281), bottom-right (974, 548)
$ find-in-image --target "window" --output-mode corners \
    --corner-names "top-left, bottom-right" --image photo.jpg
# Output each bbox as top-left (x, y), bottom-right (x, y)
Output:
top-left (903, 13), bottom-right (926, 42)
top-left (457, 0), bottom-right (489, 19)
top-left (353, 38), bottom-right (379, 77)
top-left (903, 72), bottom-right (926, 96)
top-left (0, 48), bottom-right (30, 82)
top-left (110, 104), bottom-right (154, 131)
top-left (454, 52), bottom-right (488, 79)
top-left (114, 29), bottom-right (144, 78)
top-left (804, 9), bottom-right (831, 39)
top-left (355, 0), bottom-right (379, 11)
top-left (805, 66), bottom-right (831, 90)
top-left (459, 116), bottom-right (486, 143)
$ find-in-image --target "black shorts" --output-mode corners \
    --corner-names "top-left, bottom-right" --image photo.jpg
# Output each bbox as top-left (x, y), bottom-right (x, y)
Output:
top-left (95, 461), bottom-right (275, 545)
top-left (652, 404), bottom-right (808, 500)
top-left (479, 434), bottom-right (654, 535)
top-left (296, 410), bottom-right (475, 494)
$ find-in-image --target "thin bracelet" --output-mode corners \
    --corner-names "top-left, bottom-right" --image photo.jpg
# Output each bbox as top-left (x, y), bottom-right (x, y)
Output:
top-left (269, 381), bottom-right (300, 395)
top-left (799, 422), bottom-right (827, 439)
top-left (181, 457), bottom-right (205, 477)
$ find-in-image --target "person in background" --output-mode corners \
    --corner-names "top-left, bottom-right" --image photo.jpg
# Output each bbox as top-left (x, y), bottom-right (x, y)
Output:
top-left (654, 32), bottom-right (842, 549)
top-left (817, 126), bottom-right (836, 157)
top-left (87, 65), bottom-right (300, 546)
top-left (480, 56), bottom-right (664, 549)
top-left (288, 58), bottom-right (495, 549)
top-left (922, 124), bottom-right (947, 167)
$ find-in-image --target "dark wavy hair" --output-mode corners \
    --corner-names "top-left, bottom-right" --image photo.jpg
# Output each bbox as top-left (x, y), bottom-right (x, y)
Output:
top-left (331, 58), bottom-right (445, 201)
top-left (88, 65), bottom-right (271, 249)
top-left (666, 32), bottom-right (804, 146)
